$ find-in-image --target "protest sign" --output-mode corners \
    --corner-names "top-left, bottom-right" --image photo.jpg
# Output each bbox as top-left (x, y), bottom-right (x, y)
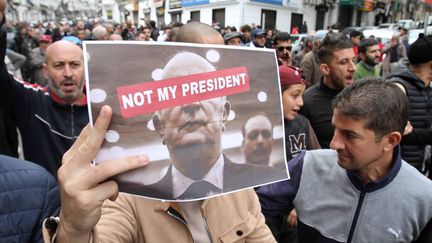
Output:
top-left (84, 41), bottom-right (288, 201)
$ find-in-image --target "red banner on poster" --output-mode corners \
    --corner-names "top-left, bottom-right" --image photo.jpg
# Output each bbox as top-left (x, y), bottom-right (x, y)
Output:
top-left (117, 66), bottom-right (250, 118)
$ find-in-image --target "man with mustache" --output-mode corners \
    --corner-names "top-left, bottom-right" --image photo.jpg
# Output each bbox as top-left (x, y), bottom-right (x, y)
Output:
top-left (241, 113), bottom-right (274, 166)
top-left (0, 17), bottom-right (88, 176)
top-left (354, 39), bottom-right (381, 80)
top-left (300, 33), bottom-right (356, 148)
top-left (258, 79), bottom-right (432, 242)
top-left (121, 50), bottom-right (286, 200)
top-left (44, 22), bottom-right (279, 243)
top-left (273, 32), bottom-right (292, 67)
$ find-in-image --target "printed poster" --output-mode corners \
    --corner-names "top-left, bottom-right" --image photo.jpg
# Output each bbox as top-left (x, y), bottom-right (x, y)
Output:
top-left (84, 41), bottom-right (289, 201)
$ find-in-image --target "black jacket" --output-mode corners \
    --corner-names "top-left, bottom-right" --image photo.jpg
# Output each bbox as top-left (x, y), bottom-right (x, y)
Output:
top-left (387, 64), bottom-right (432, 171)
top-left (299, 80), bottom-right (341, 148)
top-left (1, 24), bottom-right (88, 176)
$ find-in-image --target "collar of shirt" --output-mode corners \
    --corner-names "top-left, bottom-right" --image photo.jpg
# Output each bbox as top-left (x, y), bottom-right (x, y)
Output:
top-left (172, 154), bottom-right (224, 199)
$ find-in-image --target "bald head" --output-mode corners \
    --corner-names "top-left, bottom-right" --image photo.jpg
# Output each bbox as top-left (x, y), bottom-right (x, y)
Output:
top-left (43, 40), bottom-right (85, 104)
top-left (46, 41), bottom-right (83, 61)
top-left (109, 34), bottom-right (123, 41)
top-left (162, 52), bottom-right (216, 79)
top-left (175, 22), bottom-right (223, 45)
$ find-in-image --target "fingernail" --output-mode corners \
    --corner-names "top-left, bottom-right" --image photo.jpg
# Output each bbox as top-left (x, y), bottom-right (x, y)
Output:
top-left (100, 105), bottom-right (109, 117)
top-left (137, 155), bottom-right (149, 164)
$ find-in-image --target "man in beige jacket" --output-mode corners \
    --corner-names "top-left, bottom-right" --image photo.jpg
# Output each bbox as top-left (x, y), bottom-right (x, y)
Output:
top-left (40, 20), bottom-right (276, 243)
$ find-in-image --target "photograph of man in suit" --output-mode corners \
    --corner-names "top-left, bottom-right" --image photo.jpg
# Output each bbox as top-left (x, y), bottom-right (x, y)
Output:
top-left (120, 51), bottom-right (287, 200)
top-left (241, 113), bottom-right (274, 166)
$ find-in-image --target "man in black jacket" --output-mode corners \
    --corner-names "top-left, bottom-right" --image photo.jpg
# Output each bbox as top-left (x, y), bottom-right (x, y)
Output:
top-left (387, 34), bottom-right (432, 174)
top-left (0, 7), bottom-right (88, 176)
top-left (299, 33), bottom-right (356, 148)
top-left (121, 23), bottom-right (287, 200)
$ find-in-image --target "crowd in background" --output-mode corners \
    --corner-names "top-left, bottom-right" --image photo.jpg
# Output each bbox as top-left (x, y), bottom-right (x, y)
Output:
top-left (1, 1), bottom-right (432, 241)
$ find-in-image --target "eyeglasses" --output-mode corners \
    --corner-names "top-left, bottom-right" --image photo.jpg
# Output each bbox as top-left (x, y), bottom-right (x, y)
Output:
top-left (247, 130), bottom-right (272, 140)
top-left (277, 46), bottom-right (292, 52)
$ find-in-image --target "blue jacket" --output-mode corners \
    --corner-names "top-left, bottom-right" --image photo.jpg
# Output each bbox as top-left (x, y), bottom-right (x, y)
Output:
top-left (258, 148), bottom-right (432, 243)
top-left (0, 155), bottom-right (60, 243)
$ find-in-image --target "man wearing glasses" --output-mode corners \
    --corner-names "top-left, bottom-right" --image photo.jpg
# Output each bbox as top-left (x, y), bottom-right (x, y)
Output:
top-left (273, 32), bottom-right (293, 67)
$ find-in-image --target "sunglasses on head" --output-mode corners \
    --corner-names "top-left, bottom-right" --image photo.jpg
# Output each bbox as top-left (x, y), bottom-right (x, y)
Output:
top-left (277, 46), bottom-right (292, 52)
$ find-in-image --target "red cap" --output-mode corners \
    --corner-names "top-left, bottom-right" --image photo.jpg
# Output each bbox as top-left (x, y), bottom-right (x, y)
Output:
top-left (279, 65), bottom-right (305, 89)
top-left (39, 35), bottom-right (52, 43)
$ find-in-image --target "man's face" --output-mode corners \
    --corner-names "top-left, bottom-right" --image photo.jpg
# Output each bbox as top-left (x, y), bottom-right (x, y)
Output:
top-left (226, 37), bottom-right (241, 46)
top-left (39, 41), bottom-right (50, 53)
top-left (351, 35), bottom-right (361, 45)
top-left (362, 44), bottom-right (380, 66)
top-left (155, 98), bottom-right (229, 173)
top-left (330, 109), bottom-right (388, 173)
top-left (254, 34), bottom-right (266, 47)
top-left (326, 48), bottom-right (356, 90)
top-left (44, 43), bottom-right (84, 104)
top-left (142, 28), bottom-right (151, 41)
top-left (76, 21), bottom-right (84, 30)
top-left (76, 29), bottom-right (86, 40)
top-left (77, 29), bottom-right (85, 40)
top-left (136, 33), bottom-right (146, 41)
top-left (242, 115), bottom-right (274, 165)
top-left (275, 40), bottom-right (292, 66)
top-left (242, 31), bottom-right (251, 40)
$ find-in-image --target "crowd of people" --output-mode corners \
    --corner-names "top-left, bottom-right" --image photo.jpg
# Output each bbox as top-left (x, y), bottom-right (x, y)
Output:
top-left (1, 0), bottom-right (432, 242)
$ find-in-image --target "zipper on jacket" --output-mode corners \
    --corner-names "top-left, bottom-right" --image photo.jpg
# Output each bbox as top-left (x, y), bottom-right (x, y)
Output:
top-left (166, 207), bottom-right (196, 243)
top-left (347, 190), bottom-right (366, 243)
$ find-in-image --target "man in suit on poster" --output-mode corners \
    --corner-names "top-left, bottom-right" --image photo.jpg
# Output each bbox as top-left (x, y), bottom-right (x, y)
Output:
top-left (121, 50), bottom-right (286, 200)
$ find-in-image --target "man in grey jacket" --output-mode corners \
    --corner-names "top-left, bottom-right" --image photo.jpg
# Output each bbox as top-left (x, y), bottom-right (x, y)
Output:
top-left (259, 78), bottom-right (432, 242)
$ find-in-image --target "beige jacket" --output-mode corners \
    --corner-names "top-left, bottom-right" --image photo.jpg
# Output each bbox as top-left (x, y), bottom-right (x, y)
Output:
top-left (44, 189), bottom-right (276, 243)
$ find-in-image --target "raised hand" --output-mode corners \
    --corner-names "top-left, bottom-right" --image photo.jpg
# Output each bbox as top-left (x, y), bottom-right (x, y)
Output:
top-left (56, 105), bottom-right (149, 242)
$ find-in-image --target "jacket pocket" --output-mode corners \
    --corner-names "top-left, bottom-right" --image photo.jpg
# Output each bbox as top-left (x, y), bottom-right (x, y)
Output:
top-left (219, 213), bottom-right (257, 243)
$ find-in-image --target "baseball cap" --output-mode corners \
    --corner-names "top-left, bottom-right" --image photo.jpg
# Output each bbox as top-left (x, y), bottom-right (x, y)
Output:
top-left (39, 35), bottom-right (52, 43)
top-left (252, 29), bottom-right (266, 37)
top-left (61, 35), bottom-right (82, 45)
top-left (224, 32), bottom-right (242, 43)
top-left (279, 65), bottom-right (306, 90)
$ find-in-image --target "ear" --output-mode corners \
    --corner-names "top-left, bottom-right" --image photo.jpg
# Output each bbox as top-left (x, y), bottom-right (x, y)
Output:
top-left (320, 63), bottom-right (330, 76)
top-left (223, 101), bottom-right (231, 121)
top-left (152, 114), bottom-right (165, 144)
top-left (382, 131), bottom-right (402, 152)
top-left (221, 101), bottom-right (231, 131)
top-left (42, 63), bottom-right (49, 79)
top-left (359, 53), bottom-right (365, 61)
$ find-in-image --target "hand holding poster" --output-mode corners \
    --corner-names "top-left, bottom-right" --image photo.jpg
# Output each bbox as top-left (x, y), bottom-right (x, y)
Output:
top-left (84, 42), bottom-right (289, 201)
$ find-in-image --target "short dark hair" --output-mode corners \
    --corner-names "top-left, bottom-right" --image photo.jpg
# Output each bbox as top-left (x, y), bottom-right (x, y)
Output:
top-left (240, 24), bottom-right (252, 33)
top-left (350, 30), bottom-right (362, 38)
top-left (272, 32), bottom-right (291, 45)
top-left (318, 33), bottom-right (353, 64)
top-left (149, 20), bottom-right (156, 28)
top-left (358, 39), bottom-right (379, 54)
top-left (332, 78), bottom-right (409, 139)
